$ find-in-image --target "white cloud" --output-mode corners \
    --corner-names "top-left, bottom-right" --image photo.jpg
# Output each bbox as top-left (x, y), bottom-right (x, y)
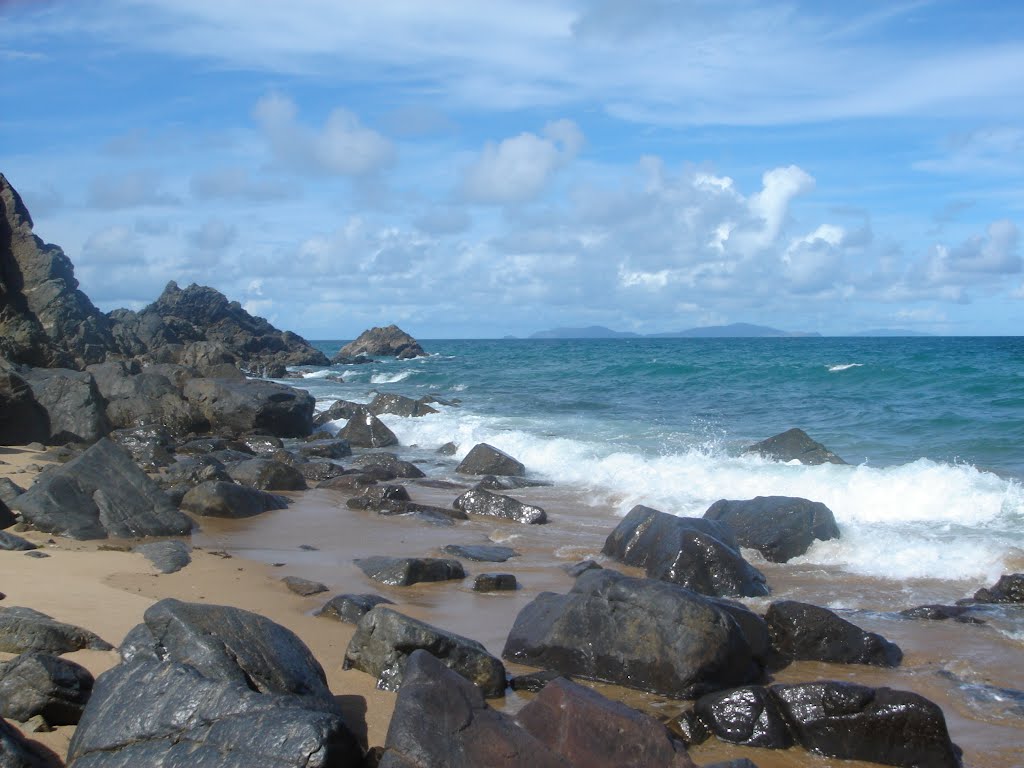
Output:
top-left (253, 92), bottom-right (394, 177)
top-left (87, 170), bottom-right (179, 209)
top-left (190, 167), bottom-right (292, 201)
top-left (189, 218), bottom-right (238, 251)
top-left (781, 224), bottom-right (846, 293)
top-left (946, 220), bottom-right (1021, 274)
top-left (461, 119), bottom-right (583, 204)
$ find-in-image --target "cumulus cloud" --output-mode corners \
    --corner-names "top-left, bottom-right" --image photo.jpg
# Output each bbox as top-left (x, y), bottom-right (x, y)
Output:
top-left (946, 220), bottom-right (1020, 274)
top-left (87, 170), bottom-right (179, 209)
top-left (253, 92), bottom-right (394, 177)
top-left (781, 224), bottom-right (846, 293)
top-left (461, 119), bottom-right (584, 204)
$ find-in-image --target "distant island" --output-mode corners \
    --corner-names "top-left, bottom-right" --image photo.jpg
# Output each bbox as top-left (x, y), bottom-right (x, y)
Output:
top-left (529, 323), bottom-right (820, 339)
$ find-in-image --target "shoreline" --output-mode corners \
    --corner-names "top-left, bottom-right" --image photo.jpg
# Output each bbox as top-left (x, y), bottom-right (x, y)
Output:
top-left (4, 444), bottom-right (1024, 767)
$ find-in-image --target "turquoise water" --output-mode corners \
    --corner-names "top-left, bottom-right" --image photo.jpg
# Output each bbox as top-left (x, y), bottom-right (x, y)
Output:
top-left (289, 337), bottom-right (1024, 587)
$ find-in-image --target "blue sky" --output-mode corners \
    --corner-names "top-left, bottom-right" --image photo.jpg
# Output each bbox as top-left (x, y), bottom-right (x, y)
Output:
top-left (2, 0), bottom-right (1022, 338)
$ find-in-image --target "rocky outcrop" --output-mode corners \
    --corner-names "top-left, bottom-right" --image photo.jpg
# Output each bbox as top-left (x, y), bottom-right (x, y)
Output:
top-left (0, 651), bottom-right (94, 725)
top-left (0, 606), bottom-right (112, 655)
top-left (703, 495), bottom-right (840, 563)
top-left (453, 488), bottom-right (547, 524)
top-left (19, 366), bottom-right (108, 444)
top-left (108, 280), bottom-right (329, 371)
top-left (744, 428), bottom-right (846, 465)
top-left (502, 569), bottom-right (763, 699)
top-left (765, 600), bottom-right (903, 667)
top-left (343, 607), bottom-right (507, 697)
top-left (456, 443), bottom-right (526, 476)
top-left (602, 505), bottom-right (768, 598)
top-left (88, 361), bottom-right (199, 436)
top-left (184, 377), bottom-right (315, 438)
top-left (335, 325), bottom-right (426, 360)
top-left (68, 598), bottom-right (363, 768)
top-left (1, 173), bottom-right (118, 369)
top-left (11, 438), bottom-right (192, 540)
top-left (227, 458), bottom-right (307, 491)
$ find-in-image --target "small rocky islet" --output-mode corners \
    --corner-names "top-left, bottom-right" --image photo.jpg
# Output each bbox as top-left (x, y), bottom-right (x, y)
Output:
top-left (1, 172), bottom-right (1019, 766)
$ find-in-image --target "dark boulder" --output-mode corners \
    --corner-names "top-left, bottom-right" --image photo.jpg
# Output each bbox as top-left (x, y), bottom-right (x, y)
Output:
top-left (296, 439), bottom-right (352, 460)
top-left (368, 393), bottom-right (437, 417)
top-left (227, 458), bottom-right (307, 491)
top-left (107, 425), bottom-right (175, 470)
top-left (0, 531), bottom-right (37, 551)
top-left (11, 438), bottom-right (192, 539)
top-left (900, 604), bottom-right (985, 624)
top-left (180, 480), bottom-right (288, 518)
top-left (0, 715), bottom-right (53, 768)
top-left (237, 434), bottom-right (284, 456)
top-left (474, 474), bottom-right (547, 491)
top-left (88, 362), bottom-right (198, 436)
top-left (352, 452), bottom-right (424, 478)
top-left (509, 670), bottom-right (565, 693)
top-left (0, 498), bottom-right (13, 530)
top-left (346, 484), bottom-right (412, 513)
top-left (355, 556), bottom-right (465, 587)
top-left (316, 594), bottom-right (395, 624)
top-left (972, 573), bottom-right (1024, 604)
top-left (442, 544), bottom-right (519, 562)
top-left (343, 607), bottom-right (506, 697)
top-left (474, 573), bottom-right (518, 591)
top-left (377, 650), bottom-right (567, 768)
top-left (336, 325), bottom-right (426, 360)
top-left (564, 559), bottom-right (602, 578)
top-left (744, 428), bottom-right (846, 465)
top-left (516, 676), bottom-right (695, 768)
top-left (299, 461), bottom-right (348, 482)
top-left (0, 606), bottom-right (112, 654)
top-left (502, 569), bottom-right (763, 699)
top-left (455, 443), bottom-right (525, 476)
top-left (765, 600), bottom-right (903, 667)
top-left (0, 478), bottom-right (24, 507)
top-left (453, 488), bottom-right (547, 524)
top-left (770, 681), bottom-right (961, 768)
top-left (602, 505), bottom-right (768, 598)
top-left (703, 496), bottom-right (840, 563)
top-left (0, 652), bottom-right (94, 725)
top-left (282, 577), bottom-right (328, 597)
top-left (338, 407), bottom-right (398, 448)
top-left (319, 473), bottom-right (379, 491)
top-left (184, 377), bottom-right (315, 438)
top-left (161, 455), bottom-right (232, 488)
top-left (0, 366), bottom-right (49, 445)
top-left (693, 685), bottom-right (792, 749)
top-left (133, 541), bottom-right (192, 574)
top-left (20, 367), bottom-right (108, 445)
top-left (312, 399), bottom-right (363, 428)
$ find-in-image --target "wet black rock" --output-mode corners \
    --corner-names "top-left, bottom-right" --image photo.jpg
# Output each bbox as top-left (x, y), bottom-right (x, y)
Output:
top-left (694, 685), bottom-right (792, 749)
top-left (744, 428), bottom-right (846, 465)
top-left (900, 604), bottom-right (986, 624)
top-left (602, 505), bottom-right (768, 598)
top-left (184, 378), bottom-right (316, 438)
top-left (703, 495), bottom-right (840, 563)
top-left (442, 544), bottom-right (519, 562)
top-left (0, 606), bottom-right (112, 654)
top-left (338, 407), bottom-right (398, 448)
top-left (765, 600), bottom-right (903, 667)
top-left (316, 593), bottom-right (395, 624)
top-left (133, 540), bottom-right (191, 574)
top-left (453, 488), bottom-right (547, 524)
top-left (971, 573), bottom-right (1024, 604)
top-left (368, 393), bottom-right (438, 417)
top-left (355, 556), bottom-right (466, 587)
top-left (180, 480), bottom-right (288, 518)
top-left (343, 607), bottom-right (506, 697)
top-left (18, 367), bottom-right (108, 445)
top-left (297, 439), bottom-right (352, 460)
top-left (474, 573), bottom-right (518, 591)
top-left (352, 452), bottom-right (424, 479)
top-left (227, 457), bottom-right (307, 491)
top-left (455, 443), bottom-right (525, 476)
top-left (0, 651), bottom-right (94, 725)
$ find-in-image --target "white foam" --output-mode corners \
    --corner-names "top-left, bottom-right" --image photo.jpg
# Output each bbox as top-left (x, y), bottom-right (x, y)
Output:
top-left (828, 363), bottom-right (864, 372)
top-left (370, 371), bottom-right (413, 384)
top-left (301, 369), bottom-right (338, 379)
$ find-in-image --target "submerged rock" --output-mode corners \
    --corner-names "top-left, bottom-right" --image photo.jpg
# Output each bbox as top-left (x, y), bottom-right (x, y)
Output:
top-left (355, 556), bottom-right (466, 586)
top-left (971, 573), bottom-right (1024, 604)
top-left (744, 428), bottom-right (846, 465)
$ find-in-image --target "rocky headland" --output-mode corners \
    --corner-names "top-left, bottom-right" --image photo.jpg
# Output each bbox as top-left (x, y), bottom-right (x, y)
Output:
top-left (1, 172), bottom-right (1019, 767)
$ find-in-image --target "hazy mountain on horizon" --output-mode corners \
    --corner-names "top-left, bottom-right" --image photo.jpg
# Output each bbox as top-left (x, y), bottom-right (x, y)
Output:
top-left (529, 325), bottom-right (642, 339)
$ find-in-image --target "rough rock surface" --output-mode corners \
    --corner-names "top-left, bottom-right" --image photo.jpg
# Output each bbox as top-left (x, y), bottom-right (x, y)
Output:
top-left (338, 407), bottom-right (398, 448)
top-left (88, 362), bottom-right (198, 436)
top-left (765, 600), bottom-right (903, 667)
top-left (351, 452), bottom-right (423, 478)
top-left (336, 325), bottom-right (426, 360)
top-left (0, 651), bottom-right (94, 725)
top-left (453, 488), bottom-right (547, 524)
top-left (316, 594), bottom-right (395, 624)
top-left (0, 531), bottom-right (37, 551)
top-left (744, 428), bottom-right (846, 465)
top-left (455, 443), bottom-right (525, 476)
top-left (693, 685), bottom-right (793, 749)
top-left (180, 480), bottom-right (288, 519)
top-left (0, 365), bottom-right (49, 445)
top-left (474, 573), bottom-right (518, 591)
top-left (502, 569), bottom-right (763, 699)
top-left (703, 496), bottom-right (840, 563)
top-left (602, 505), bottom-right (768, 598)
top-left (11, 438), bottom-right (191, 539)
top-left (0, 606), bottom-right (112, 654)
top-left (377, 650), bottom-right (568, 768)
top-left (20, 367), bottom-right (108, 444)
top-left (368, 393), bottom-right (437, 417)
top-left (0, 715), bottom-right (53, 768)
top-left (133, 541), bottom-right (192, 574)
top-left (343, 607), bottom-right (506, 697)
top-left (282, 577), bottom-right (328, 597)
top-left (227, 458), bottom-right (307, 491)
top-left (442, 544), bottom-right (519, 562)
top-left (67, 598), bottom-right (363, 768)
top-left (1, 173), bottom-right (118, 369)
top-left (516, 676), bottom-right (695, 767)
top-left (971, 573), bottom-right (1024, 604)
top-left (107, 424), bottom-right (176, 470)
top-left (184, 378), bottom-right (315, 438)
top-left (355, 556), bottom-right (465, 586)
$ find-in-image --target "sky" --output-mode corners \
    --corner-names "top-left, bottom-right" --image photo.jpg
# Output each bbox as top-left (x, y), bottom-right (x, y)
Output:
top-left (1, 0), bottom-right (1023, 338)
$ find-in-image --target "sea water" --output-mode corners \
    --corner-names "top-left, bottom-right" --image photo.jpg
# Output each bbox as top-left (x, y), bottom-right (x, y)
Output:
top-left (292, 336), bottom-right (1024, 590)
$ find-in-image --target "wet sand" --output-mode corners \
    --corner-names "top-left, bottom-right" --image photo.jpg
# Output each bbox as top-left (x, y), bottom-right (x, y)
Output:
top-left (3, 445), bottom-right (1023, 766)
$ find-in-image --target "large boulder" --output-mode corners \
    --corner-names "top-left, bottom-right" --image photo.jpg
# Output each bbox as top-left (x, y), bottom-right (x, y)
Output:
top-left (343, 607), bottom-right (507, 697)
top-left (227, 458), bottom-right (307, 491)
top-left (0, 651), bottom-right (94, 725)
top-left (368, 393), bottom-right (437, 417)
top-left (11, 438), bottom-right (192, 539)
top-left (180, 480), bottom-right (288, 519)
top-left (1, 173), bottom-right (118, 369)
top-left (0, 606), bottom-right (112, 655)
top-left (765, 600), bottom-right (903, 667)
top-left (502, 569), bottom-right (764, 699)
top-left (107, 424), bottom-right (176, 471)
top-left (516, 676), bottom-right (695, 767)
top-left (703, 496), bottom-right (840, 563)
top-left (336, 325), bottom-right (426, 360)
top-left (744, 428), bottom-right (846, 465)
top-left (693, 685), bottom-right (793, 749)
top-left (316, 594), bottom-right (395, 625)
top-left (971, 573), bottom-right (1024, 604)
top-left (0, 365), bottom-right (49, 445)
top-left (377, 650), bottom-right (568, 768)
top-left (771, 681), bottom-right (961, 768)
top-left (88, 361), bottom-right (198, 436)
top-left (602, 505), bottom-right (768, 598)
top-left (20, 366), bottom-right (108, 444)
top-left (453, 488), bottom-right (547, 524)
top-left (455, 443), bottom-right (525, 476)
top-left (0, 716), bottom-right (53, 768)
top-left (184, 377), bottom-right (315, 438)
top-left (338, 407), bottom-right (398, 448)
top-left (68, 599), bottom-right (363, 768)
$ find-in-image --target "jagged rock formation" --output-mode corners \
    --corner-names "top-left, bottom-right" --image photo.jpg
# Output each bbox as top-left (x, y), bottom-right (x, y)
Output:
top-left (0, 173), bottom-right (117, 369)
top-left (334, 324), bottom-right (426, 361)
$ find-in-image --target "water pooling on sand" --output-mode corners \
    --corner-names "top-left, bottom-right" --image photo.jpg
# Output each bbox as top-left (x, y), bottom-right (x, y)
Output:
top-left (195, 336), bottom-right (1024, 767)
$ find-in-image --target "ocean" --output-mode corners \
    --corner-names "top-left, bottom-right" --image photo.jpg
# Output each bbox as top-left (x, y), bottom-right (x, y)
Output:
top-left (295, 336), bottom-right (1024, 590)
